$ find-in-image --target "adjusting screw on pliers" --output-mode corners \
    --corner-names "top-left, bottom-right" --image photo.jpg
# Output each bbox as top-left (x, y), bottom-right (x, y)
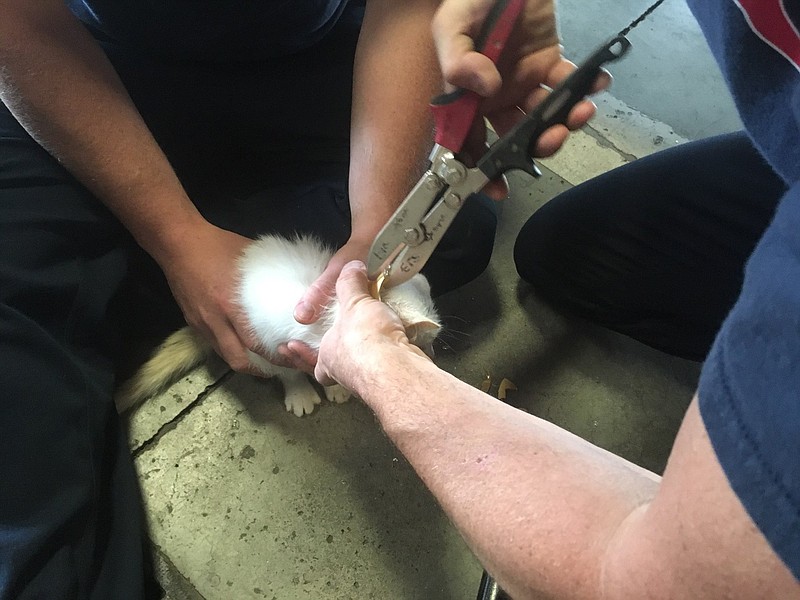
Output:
top-left (432, 154), bottom-right (467, 186)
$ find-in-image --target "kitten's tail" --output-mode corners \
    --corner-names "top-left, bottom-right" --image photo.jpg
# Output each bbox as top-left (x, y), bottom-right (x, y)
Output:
top-left (115, 327), bottom-right (212, 413)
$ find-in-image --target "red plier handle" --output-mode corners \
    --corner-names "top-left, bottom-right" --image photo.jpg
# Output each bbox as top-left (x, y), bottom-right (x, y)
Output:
top-left (429, 0), bottom-right (524, 153)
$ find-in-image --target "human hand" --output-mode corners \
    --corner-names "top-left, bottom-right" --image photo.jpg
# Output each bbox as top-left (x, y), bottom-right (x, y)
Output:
top-left (157, 222), bottom-right (275, 375)
top-left (275, 237), bottom-right (373, 373)
top-left (314, 261), bottom-right (429, 390)
top-left (292, 235), bottom-right (372, 326)
top-left (432, 0), bottom-right (611, 190)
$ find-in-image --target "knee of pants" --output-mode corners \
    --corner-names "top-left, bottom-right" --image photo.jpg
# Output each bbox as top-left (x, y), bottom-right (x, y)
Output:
top-left (512, 198), bottom-right (566, 289)
top-left (422, 192), bottom-right (498, 297)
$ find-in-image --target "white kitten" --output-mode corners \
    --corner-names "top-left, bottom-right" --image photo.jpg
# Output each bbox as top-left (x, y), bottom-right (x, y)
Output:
top-left (115, 234), bottom-right (441, 416)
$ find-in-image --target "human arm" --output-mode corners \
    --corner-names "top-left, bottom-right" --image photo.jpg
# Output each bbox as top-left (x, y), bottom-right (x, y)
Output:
top-left (293, 0), bottom-right (444, 328)
top-left (315, 261), bottom-right (800, 599)
top-left (0, 0), bottom-right (263, 373)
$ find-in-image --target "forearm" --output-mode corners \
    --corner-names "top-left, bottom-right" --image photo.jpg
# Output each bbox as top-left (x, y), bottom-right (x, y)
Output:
top-left (350, 347), bottom-right (661, 599)
top-left (0, 1), bottom-right (206, 263)
top-left (347, 0), bottom-right (441, 242)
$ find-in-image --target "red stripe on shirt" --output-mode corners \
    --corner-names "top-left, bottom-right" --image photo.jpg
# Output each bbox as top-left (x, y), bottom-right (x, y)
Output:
top-left (738, 0), bottom-right (800, 68)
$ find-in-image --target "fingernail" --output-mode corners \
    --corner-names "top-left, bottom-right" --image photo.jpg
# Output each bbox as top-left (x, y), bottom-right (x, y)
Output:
top-left (471, 73), bottom-right (490, 97)
top-left (294, 301), bottom-right (314, 322)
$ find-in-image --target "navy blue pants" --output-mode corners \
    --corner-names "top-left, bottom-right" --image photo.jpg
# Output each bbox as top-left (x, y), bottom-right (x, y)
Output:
top-left (514, 131), bottom-right (787, 360)
top-left (0, 11), bottom-right (496, 599)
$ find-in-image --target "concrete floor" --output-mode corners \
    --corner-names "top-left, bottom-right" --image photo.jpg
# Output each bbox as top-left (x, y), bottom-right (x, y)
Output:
top-left (123, 3), bottom-right (741, 599)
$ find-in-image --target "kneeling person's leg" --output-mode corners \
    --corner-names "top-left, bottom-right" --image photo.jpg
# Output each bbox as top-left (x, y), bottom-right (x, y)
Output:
top-left (0, 137), bottom-right (158, 599)
top-left (513, 132), bottom-right (786, 360)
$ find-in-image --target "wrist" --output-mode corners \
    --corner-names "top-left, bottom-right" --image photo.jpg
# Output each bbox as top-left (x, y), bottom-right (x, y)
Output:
top-left (129, 200), bottom-right (209, 267)
top-left (346, 342), bottom-right (434, 411)
top-left (349, 219), bottom-right (389, 248)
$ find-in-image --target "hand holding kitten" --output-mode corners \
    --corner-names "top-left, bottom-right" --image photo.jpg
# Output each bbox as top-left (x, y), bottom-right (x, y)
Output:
top-left (117, 238), bottom-right (439, 416)
top-left (314, 261), bottom-right (432, 391)
top-left (285, 237), bottom-right (374, 372)
top-left (158, 222), bottom-right (282, 375)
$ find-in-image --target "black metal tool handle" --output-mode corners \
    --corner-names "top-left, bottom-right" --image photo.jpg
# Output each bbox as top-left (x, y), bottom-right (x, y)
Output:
top-left (476, 570), bottom-right (513, 600)
top-left (477, 35), bottom-right (631, 180)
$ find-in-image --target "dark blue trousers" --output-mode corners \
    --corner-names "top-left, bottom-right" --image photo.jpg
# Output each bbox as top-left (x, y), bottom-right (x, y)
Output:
top-left (0, 10), bottom-right (496, 598)
top-left (514, 131), bottom-right (787, 361)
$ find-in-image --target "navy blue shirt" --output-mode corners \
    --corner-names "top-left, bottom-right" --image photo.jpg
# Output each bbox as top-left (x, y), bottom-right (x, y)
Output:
top-left (67, 0), bottom-right (350, 59)
top-left (688, 0), bottom-right (800, 580)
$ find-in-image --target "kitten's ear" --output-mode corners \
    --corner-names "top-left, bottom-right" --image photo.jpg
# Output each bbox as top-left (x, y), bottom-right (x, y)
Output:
top-left (406, 319), bottom-right (441, 358)
top-left (406, 319), bottom-right (440, 343)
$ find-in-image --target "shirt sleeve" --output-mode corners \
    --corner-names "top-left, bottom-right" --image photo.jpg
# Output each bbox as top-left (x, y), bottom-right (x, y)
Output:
top-left (698, 180), bottom-right (800, 580)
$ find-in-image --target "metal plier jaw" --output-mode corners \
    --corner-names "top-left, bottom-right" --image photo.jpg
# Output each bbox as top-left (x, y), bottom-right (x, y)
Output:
top-left (367, 144), bottom-right (491, 292)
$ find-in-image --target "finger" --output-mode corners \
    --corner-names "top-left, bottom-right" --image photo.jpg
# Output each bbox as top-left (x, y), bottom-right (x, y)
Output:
top-left (462, 118), bottom-right (489, 166)
top-left (535, 98), bottom-right (597, 157)
top-left (514, 91), bottom-right (597, 158)
top-left (286, 340), bottom-right (318, 374)
top-left (565, 98), bottom-right (598, 130)
top-left (537, 56), bottom-right (579, 89)
top-left (485, 104), bottom-right (526, 137)
top-left (274, 343), bottom-right (311, 373)
top-left (514, 53), bottom-right (608, 106)
top-left (431, 0), bottom-right (501, 96)
top-left (228, 312), bottom-right (263, 355)
top-left (444, 52), bottom-right (503, 96)
top-left (485, 101), bottom-right (592, 161)
top-left (294, 267), bottom-right (336, 325)
top-left (593, 68), bottom-right (613, 94)
top-left (483, 176), bottom-right (510, 201)
top-left (268, 344), bottom-right (297, 369)
top-left (541, 63), bottom-right (612, 96)
top-left (532, 123), bottom-right (570, 157)
top-left (314, 363), bottom-right (336, 388)
top-left (212, 320), bottom-right (261, 374)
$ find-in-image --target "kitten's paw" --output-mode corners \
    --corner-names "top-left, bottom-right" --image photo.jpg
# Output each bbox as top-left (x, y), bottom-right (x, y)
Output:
top-left (284, 388), bottom-right (321, 417)
top-left (324, 384), bottom-right (352, 405)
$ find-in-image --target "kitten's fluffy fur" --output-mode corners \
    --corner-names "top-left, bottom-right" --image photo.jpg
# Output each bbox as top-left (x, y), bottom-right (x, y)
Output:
top-left (115, 235), bottom-right (441, 416)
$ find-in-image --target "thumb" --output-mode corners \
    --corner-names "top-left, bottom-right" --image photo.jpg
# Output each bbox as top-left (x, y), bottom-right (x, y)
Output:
top-left (335, 261), bottom-right (372, 305)
top-left (432, 1), bottom-right (503, 96)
